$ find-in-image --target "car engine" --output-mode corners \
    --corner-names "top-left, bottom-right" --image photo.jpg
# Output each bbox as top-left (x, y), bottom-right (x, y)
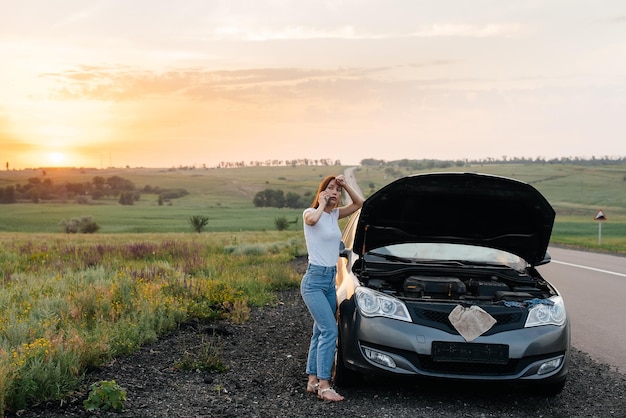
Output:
top-left (363, 271), bottom-right (554, 303)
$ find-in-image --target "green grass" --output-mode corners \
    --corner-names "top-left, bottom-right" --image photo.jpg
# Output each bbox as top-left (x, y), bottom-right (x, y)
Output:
top-left (0, 165), bottom-right (332, 233)
top-left (0, 204), bottom-right (303, 233)
top-left (1, 163), bottom-right (626, 253)
top-left (0, 231), bottom-right (304, 414)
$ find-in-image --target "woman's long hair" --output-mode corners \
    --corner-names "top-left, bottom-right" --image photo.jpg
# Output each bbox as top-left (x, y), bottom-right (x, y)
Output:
top-left (311, 175), bottom-right (336, 209)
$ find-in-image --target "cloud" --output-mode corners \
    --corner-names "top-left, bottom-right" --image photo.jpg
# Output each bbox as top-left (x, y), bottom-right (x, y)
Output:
top-left (212, 25), bottom-right (361, 41)
top-left (51, 4), bottom-right (104, 29)
top-left (206, 22), bottom-right (525, 41)
top-left (41, 65), bottom-right (389, 103)
top-left (410, 23), bottom-right (524, 38)
top-left (607, 15), bottom-right (626, 23)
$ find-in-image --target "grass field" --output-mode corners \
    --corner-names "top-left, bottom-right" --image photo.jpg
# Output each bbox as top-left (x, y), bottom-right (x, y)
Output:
top-left (0, 165), bottom-right (325, 233)
top-left (0, 162), bottom-right (625, 414)
top-left (0, 162), bottom-right (625, 252)
top-left (0, 231), bottom-right (303, 414)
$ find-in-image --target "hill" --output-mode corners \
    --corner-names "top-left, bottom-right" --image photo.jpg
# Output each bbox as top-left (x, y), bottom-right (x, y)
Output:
top-left (0, 163), bottom-right (625, 252)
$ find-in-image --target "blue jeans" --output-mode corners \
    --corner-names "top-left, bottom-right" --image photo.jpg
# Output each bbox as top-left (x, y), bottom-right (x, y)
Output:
top-left (300, 264), bottom-right (338, 381)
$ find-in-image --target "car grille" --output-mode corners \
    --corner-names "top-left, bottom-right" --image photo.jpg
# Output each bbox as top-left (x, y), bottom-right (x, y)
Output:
top-left (418, 355), bottom-right (519, 375)
top-left (409, 303), bottom-right (526, 335)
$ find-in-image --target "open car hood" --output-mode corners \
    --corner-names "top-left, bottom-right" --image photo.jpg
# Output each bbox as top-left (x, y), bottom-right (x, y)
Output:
top-left (353, 172), bottom-right (555, 266)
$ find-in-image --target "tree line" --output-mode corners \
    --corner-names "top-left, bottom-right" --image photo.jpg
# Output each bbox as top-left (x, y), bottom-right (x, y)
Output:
top-left (252, 188), bottom-right (312, 209)
top-left (361, 155), bottom-right (626, 169)
top-left (0, 175), bottom-right (188, 205)
top-left (218, 158), bottom-right (341, 169)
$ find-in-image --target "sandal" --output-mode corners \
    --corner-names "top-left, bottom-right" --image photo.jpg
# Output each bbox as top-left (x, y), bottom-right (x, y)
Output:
top-left (306, 382), bottom-right (319, 394)
top-left (317, 386), bottom-right (344, 402)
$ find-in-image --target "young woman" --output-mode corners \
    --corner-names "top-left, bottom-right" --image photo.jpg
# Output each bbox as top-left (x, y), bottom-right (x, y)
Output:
top-left (300, 173), bottom-right (363, 402)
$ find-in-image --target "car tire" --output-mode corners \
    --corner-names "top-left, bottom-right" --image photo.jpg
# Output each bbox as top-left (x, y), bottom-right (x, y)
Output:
top-left (333, 333), bottom-right (362, 387)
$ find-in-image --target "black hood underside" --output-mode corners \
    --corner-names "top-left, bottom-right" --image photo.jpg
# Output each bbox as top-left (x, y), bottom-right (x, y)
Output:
top-left (353, 172), bottom-right (555, 266)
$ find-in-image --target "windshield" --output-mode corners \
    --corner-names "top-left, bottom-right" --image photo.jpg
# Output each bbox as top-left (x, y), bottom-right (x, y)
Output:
top-left (369, 243), bottom-right (527, 271)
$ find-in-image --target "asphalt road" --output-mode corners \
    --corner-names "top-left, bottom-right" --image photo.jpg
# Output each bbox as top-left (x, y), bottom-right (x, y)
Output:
top-left (538, 246), bottom-right (626, 374)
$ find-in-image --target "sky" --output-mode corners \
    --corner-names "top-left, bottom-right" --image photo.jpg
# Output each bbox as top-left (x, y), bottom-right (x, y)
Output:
top-left (1, 0), bottom-right (625, 169)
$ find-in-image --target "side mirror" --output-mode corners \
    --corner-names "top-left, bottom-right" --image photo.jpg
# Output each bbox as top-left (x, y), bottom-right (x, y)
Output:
top-left (339, 241), bottom-right (349, 258)
top-left (536, 251), bottom-right (551, 266)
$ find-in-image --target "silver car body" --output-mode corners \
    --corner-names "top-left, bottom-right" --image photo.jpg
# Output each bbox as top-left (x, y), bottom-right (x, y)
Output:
top-left (335, 172), bottom-right (570, 395)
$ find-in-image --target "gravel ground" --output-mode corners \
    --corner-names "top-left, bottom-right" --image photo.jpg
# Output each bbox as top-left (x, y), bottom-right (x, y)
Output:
top-left (9, 261), bottom-right (626, 418)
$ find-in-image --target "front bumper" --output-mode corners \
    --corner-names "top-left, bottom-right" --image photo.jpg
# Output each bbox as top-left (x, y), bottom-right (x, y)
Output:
top-left (338, 299), bottom-right (570, 383)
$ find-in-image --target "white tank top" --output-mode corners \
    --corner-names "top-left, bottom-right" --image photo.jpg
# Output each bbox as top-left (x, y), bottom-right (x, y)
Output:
top-left (303, 208), bottom-right (342, 267)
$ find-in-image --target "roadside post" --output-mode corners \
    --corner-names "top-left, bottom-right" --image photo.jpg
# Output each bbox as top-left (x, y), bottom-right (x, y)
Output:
top-left (594, 209), bottom-right (606, 245)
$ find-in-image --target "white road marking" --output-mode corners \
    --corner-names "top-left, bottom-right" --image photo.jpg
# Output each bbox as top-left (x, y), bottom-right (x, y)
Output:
top-left (551, 260), bottom-right (626, 278)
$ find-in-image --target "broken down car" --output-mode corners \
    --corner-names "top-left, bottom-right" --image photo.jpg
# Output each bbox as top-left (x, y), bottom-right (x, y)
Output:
top-left (334, 172), bottom-right (569, 396)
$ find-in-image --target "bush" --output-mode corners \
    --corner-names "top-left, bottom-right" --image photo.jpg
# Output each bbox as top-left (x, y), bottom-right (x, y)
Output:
top-left (174, 334), bottom-right (229, 372)
top-left (83, 380), bottom-right (127, 411)
top-left (274, 216), bottom-right (289, 231)
top-left (59, 216), bottom-right (100, 233)
top-left (189, 215), bottom-right (209, 233)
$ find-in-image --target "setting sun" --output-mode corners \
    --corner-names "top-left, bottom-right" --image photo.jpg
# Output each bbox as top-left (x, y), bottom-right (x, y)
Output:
top-left (49, 152), bottom-right (66, 166)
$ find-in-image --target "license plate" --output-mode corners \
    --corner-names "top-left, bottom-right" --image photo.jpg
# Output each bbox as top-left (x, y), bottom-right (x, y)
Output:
top-left (431, 341), bottom-right (509, 364)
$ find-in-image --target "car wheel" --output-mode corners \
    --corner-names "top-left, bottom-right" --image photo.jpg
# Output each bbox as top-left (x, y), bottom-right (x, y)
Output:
top-left (333, 332), bottom-right (362, 387)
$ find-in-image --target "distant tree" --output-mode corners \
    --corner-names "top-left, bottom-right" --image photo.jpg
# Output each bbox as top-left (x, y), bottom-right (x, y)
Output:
top-left (189, 215), bottom-right (209, 233)
top-left (106, 176), bottom-right (135, 194)
top-left (158, 188), bottom-right (189, 199)
top-left (361, 158), bottom-right (385, 166)
top-left (285, 191), bottom-right (307, 208)
top-left (65, 182), bottom-right (87, 196)
top-left (253, 189), bottom-right (285, 208)
top-left (384, 167), bottom-right (401, 178)
top-left (92, 176), bottom-right (106, 190)
top-left (118, 192), bottom-right (134, 205)
top-left (0, 186), bottom-right (16, 203)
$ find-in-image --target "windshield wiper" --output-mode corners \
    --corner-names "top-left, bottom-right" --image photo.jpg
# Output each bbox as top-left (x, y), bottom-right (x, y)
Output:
top-left (367, 252), bottom-right (415, 263)
top-left (446, 260), bottom-right (511, 268)
top-left (368, 253), bottom-right (513, 269)
top-left (368, 253), bottom-right (468, 266)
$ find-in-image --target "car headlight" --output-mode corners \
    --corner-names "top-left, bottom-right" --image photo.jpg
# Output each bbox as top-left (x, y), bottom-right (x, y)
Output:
top-left (354, 287), bottom-right (412, 322)
top-left (525, 296), bottom-right (566, 327)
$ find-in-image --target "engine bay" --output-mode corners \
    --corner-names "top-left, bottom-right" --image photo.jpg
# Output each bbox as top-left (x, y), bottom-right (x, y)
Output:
top-left (361, 269), bottom-right (554, 303)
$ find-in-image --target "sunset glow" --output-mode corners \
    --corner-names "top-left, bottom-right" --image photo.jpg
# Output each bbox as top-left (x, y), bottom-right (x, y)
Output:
top-left (48, 152), bottom-right (66, 166)
top-left (2, 1), bottom-right (626, 169)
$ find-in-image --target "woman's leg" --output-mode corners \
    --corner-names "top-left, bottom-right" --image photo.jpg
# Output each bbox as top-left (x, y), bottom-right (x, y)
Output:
top-left (305, 321), bottom-right (321, 377)
top-left (315, 284), bottom-right (343, 401)
top-left (302, 285), bottom-right (336, 378)
top-left (300, 265), bottom-right (343, 401)
top-left (315, 282), bottom-right (337, 381)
